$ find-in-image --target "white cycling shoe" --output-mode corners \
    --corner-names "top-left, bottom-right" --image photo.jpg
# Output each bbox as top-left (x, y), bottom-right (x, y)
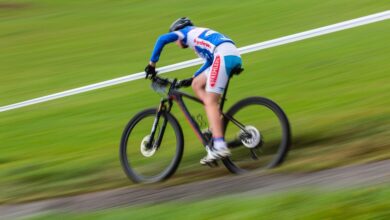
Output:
top-left (200, 146), bottom-right (231, 165)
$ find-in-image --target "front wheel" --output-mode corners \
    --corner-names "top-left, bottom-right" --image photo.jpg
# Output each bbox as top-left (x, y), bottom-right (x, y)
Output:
top-left (222, 97), bottom-right (291, 174)
top-left (120, 108), bottom-right (184, 183)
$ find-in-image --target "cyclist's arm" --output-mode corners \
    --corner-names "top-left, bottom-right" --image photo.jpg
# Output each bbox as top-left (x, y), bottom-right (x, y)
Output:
top-left (194, 59), bottom-right (212, 77)
top-left (150, 32), bottom-right (180, 63)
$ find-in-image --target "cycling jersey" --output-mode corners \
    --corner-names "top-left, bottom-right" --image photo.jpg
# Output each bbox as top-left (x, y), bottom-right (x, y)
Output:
top-left (149, 26), bottom-right (242, 94)
top-left (150, 26), bottom-right (235, 76)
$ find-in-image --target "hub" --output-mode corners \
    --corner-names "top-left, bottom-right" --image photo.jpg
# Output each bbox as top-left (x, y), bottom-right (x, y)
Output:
top-left (140, 135), bottom-right (156, 157)
top-left (239, 125), bottom-right (261, 148)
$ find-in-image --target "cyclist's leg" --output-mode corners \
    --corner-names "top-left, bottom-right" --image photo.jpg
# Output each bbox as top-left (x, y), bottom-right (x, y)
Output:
top-left (192, 72), bottom-right (225, 140)
top-left (191, 59), bottom-right (226, 140)
top-left (198, 55), bottom-right (235, 164)
top-left (201, 44), bottom-right (242, 163)
top-left (192, 73), bottom-right (207, 101)
top-left (203, 92), bottom-right (224, 138)
top-left (200, 94), bottom-right (231, 164)
top-left (204, 55), bottom-right (228, 142)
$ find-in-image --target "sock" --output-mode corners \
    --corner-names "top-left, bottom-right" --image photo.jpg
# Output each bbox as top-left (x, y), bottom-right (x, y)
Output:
top-left (213, 137), bottom-right (227, 150)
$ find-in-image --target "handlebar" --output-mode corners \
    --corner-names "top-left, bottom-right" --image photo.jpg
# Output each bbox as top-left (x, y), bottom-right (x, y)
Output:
top-left (148, 75), bottom-right (180, 95)
top-left (152, 75), bottom-right (174, 86)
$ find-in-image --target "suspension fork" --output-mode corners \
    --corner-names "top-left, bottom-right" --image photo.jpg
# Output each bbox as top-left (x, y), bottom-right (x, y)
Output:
top-left (148, 98), bottom-right (172, 149)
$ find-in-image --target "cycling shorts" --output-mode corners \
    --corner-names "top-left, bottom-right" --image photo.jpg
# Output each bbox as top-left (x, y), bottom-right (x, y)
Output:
top-left (203, 43), bottom-right (242, 94)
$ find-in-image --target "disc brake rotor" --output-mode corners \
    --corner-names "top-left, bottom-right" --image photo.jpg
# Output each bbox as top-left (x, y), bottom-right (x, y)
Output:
top-left (239, 125), bottom-right (261, 148)
top-left (140, 135), bottom-right (156, 157)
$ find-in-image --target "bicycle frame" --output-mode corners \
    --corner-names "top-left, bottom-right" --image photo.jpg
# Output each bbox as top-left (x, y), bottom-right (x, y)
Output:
top-left (149, 76), bottom-right (249, 149)
top-left (171, 90), bottom-right (208, 146)
top-left (121, 69), bottom-right (292, 182)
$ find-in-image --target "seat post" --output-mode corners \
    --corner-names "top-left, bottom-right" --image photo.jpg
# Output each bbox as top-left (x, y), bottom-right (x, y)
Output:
top-left (219, 67), bottom-right (242, 112)
top-left (219, 76), bottom-right (231, 112)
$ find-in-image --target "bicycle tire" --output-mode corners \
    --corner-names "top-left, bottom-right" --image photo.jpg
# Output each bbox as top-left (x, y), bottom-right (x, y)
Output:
top-left (222, 97), bottom-right (291, 174)
top-left (120, 108), bottom-right (184, 183)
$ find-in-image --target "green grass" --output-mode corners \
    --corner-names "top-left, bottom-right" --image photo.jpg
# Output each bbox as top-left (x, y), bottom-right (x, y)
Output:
top-left (0, 0), bottom-right (390, 203)
top-left (31, 186), bottom-right (390, 220)
top-left (1, 0), bottom-right (389, 105)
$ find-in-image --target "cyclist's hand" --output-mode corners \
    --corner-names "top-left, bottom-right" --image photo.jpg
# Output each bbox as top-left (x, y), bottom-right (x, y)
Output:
top-left (177, 77), bottom-right (193, 88)
top-left (145, 64), bottom-right (157, 79)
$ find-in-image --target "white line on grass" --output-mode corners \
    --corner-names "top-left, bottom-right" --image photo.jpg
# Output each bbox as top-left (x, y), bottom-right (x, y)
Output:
top-left (1, 10), bottom-right (389, 113)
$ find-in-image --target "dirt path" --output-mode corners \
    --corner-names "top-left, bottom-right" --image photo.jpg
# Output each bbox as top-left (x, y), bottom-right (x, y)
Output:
top-left (1, 160), bottom-right (389, 219)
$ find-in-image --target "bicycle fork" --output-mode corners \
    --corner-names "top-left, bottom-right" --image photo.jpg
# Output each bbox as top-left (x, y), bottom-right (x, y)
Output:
top-left (147, 99), bottom-right (172, 150)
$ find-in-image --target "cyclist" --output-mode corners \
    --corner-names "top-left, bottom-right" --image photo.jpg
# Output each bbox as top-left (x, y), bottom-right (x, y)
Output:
top-left (145, 17), bottom-right (243, 165)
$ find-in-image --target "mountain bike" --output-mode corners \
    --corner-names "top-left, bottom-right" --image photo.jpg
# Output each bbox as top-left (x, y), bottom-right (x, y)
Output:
top-left (120, 68), bottom-right (291, 183)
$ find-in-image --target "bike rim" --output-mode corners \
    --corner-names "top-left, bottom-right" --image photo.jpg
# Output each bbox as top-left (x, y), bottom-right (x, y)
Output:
top-left (123, 112), bottom-right (181, 182)
top-left (224, 102), bottom-right (288, 172)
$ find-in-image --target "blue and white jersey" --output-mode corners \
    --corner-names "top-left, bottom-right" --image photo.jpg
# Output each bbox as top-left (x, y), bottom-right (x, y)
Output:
top-left (176, 26), bottom-right (234, 60)
top-left (150, 26), bottom-right (235, 76)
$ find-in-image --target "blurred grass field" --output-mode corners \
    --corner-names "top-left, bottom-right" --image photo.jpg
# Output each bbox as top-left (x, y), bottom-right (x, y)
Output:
top-left (0, 0), bottom-right (389, 204)
top-left (31, 186), bottom-right (390, 220)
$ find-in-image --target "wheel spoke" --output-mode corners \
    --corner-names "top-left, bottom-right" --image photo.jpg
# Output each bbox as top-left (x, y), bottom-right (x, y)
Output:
top-left (120, 109), bottom-right (183, 183)
top-left (222, 97), bottom-right (291, 173)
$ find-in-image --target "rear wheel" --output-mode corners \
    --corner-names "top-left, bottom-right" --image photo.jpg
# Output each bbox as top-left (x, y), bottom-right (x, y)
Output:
top-left (222, 97), bottom-right (291, 174)
top-left (120, 108), bottom-right (184, 183)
